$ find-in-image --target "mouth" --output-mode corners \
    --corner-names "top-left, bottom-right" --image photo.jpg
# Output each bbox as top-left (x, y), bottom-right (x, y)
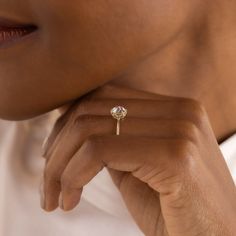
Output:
top-left (0, 17), bottom-right (38, 48)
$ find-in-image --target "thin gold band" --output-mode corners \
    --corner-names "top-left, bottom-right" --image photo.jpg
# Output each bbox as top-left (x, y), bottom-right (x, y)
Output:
top-left (116, 119), bottom-right (120, 135)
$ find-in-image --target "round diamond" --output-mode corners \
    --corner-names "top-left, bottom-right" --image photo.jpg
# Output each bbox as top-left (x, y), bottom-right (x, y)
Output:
top-left (110, 106), bottom-right (127, 120)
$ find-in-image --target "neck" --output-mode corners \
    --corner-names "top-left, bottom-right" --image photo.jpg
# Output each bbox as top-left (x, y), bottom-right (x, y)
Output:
top-left (110, 2), bottom-right (236, 142)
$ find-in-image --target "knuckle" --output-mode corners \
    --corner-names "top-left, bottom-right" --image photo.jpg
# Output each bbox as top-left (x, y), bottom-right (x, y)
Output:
top-left (73, 115), bottom-right (109, 137)
top-left (181, 98), bottom-right (207, 127)
top-left (73, 115), bottom-right (95, 139)
top-left (172, 139), bottom-right (196, 169)
top-left (82, 135), bottom-right (105, 157)
top-left (191, 100), bottom-right (206, 118)
top-left (178, 121), bottom-right (199, 141)
top-left (44, 165), bottom-right (59, 183)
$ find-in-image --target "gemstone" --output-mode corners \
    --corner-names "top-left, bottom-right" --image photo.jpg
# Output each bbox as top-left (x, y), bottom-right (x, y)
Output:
top-left (110, 106), bottom-right (127, 120)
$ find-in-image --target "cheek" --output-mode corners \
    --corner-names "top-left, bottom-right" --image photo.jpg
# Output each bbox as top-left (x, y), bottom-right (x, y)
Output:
top-left (45, 0), bottom-right (194, 71)
top-left (32, 0), bottom-right (196, 77)
top-left (0, 0), bottom-right (196, 120)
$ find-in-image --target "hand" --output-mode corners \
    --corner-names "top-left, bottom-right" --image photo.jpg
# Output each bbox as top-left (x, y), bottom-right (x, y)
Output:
top-left (41, 84), bottom-right (236, 236)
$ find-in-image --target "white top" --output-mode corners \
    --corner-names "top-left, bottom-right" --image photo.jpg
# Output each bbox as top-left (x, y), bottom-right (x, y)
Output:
top-left (0, 112), bottom-right (235, 236)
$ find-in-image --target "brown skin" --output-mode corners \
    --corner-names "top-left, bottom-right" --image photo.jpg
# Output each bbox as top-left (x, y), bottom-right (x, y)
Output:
top-left (0, 0), bottom-right (236, 235)
top-left (41, 84), bottom-right (236, 236)
top-left (0, 1), bottom-right (236, 138)
top-left (0, 0), bottom-right (207, 120)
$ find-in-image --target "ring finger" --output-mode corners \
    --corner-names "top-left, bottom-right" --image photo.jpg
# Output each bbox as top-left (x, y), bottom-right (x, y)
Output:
top-left (42, 114), bottom-right (198, 211)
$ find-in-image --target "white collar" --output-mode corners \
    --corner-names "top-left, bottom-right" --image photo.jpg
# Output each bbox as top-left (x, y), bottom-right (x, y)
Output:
top-left (220, 133), bottom-right (236, 161)
top-left (220, 133), bottom-right (236, 182)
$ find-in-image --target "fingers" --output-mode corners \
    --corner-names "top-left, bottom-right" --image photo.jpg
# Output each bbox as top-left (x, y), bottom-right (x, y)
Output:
top-left (42, 101), bottom-right (78, 158)
top-left (60, 135), bottom-right (195, 211)
top-left (43, 83), bottom-right (207, 159)
top-left (42, 83), bottom-right (166, 160)
top-left (42, 115), bottom-right (67, 158)
top-left (42, 96), bottom-right (206, 211)
top-left (43, 124), bottom-right (84, 211)
top-left (43, 84), bottom-right (207, 160)
top-left (41, 84), bottom-right (208, 211)
top-left (42, 115), bottom-right (200, 211)
top-left (42, 84), bottom-right (155, 159)
top-left (73, 98), bottom-right (208, 127)
top-left (59, 188), bottom-right (83, 211)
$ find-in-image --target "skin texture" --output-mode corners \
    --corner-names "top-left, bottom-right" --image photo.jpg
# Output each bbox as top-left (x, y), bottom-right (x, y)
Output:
top-left (0, 1), bottom-right (236, 139)
top-left (41, 84), bottom-right (236, 236)
top-left (0, 0), bottom-right (236, 235)
top-left (0, 0), bottom-right (204, 120)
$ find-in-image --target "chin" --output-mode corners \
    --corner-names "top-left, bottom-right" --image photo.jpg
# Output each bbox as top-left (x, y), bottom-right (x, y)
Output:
top-left (0, 109), bottom-right (46, 121)
top-left (0, 102), bottom-right (61, 121)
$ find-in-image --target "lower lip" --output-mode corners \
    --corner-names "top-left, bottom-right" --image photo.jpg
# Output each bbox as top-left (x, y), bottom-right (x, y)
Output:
top-left (0, 25), bottom-right (37, 48)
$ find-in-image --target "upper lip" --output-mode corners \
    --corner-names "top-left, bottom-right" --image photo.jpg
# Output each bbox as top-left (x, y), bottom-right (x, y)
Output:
top-left (0, 16), bottom-right (37, 28)
top-left (0, 16), bottom-right (38, 47)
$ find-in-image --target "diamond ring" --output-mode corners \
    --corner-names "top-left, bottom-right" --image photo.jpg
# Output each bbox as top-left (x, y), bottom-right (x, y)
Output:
top-left (110, 106), bottom-right (128, 135)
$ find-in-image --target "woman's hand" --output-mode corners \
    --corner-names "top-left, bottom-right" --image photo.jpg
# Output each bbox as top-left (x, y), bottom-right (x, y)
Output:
top-left (41, 84), bottom-right (236, 236)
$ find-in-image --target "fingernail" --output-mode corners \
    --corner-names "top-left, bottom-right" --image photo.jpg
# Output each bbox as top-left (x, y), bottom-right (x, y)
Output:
top-left (59, 193), bottom-right (64, 210)
top-left (40, 181), bottom-right (45, 209)
top-left (40, 192), bottom-right (45, 209)
top-left (42, 136), bottom-right (49, 157)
